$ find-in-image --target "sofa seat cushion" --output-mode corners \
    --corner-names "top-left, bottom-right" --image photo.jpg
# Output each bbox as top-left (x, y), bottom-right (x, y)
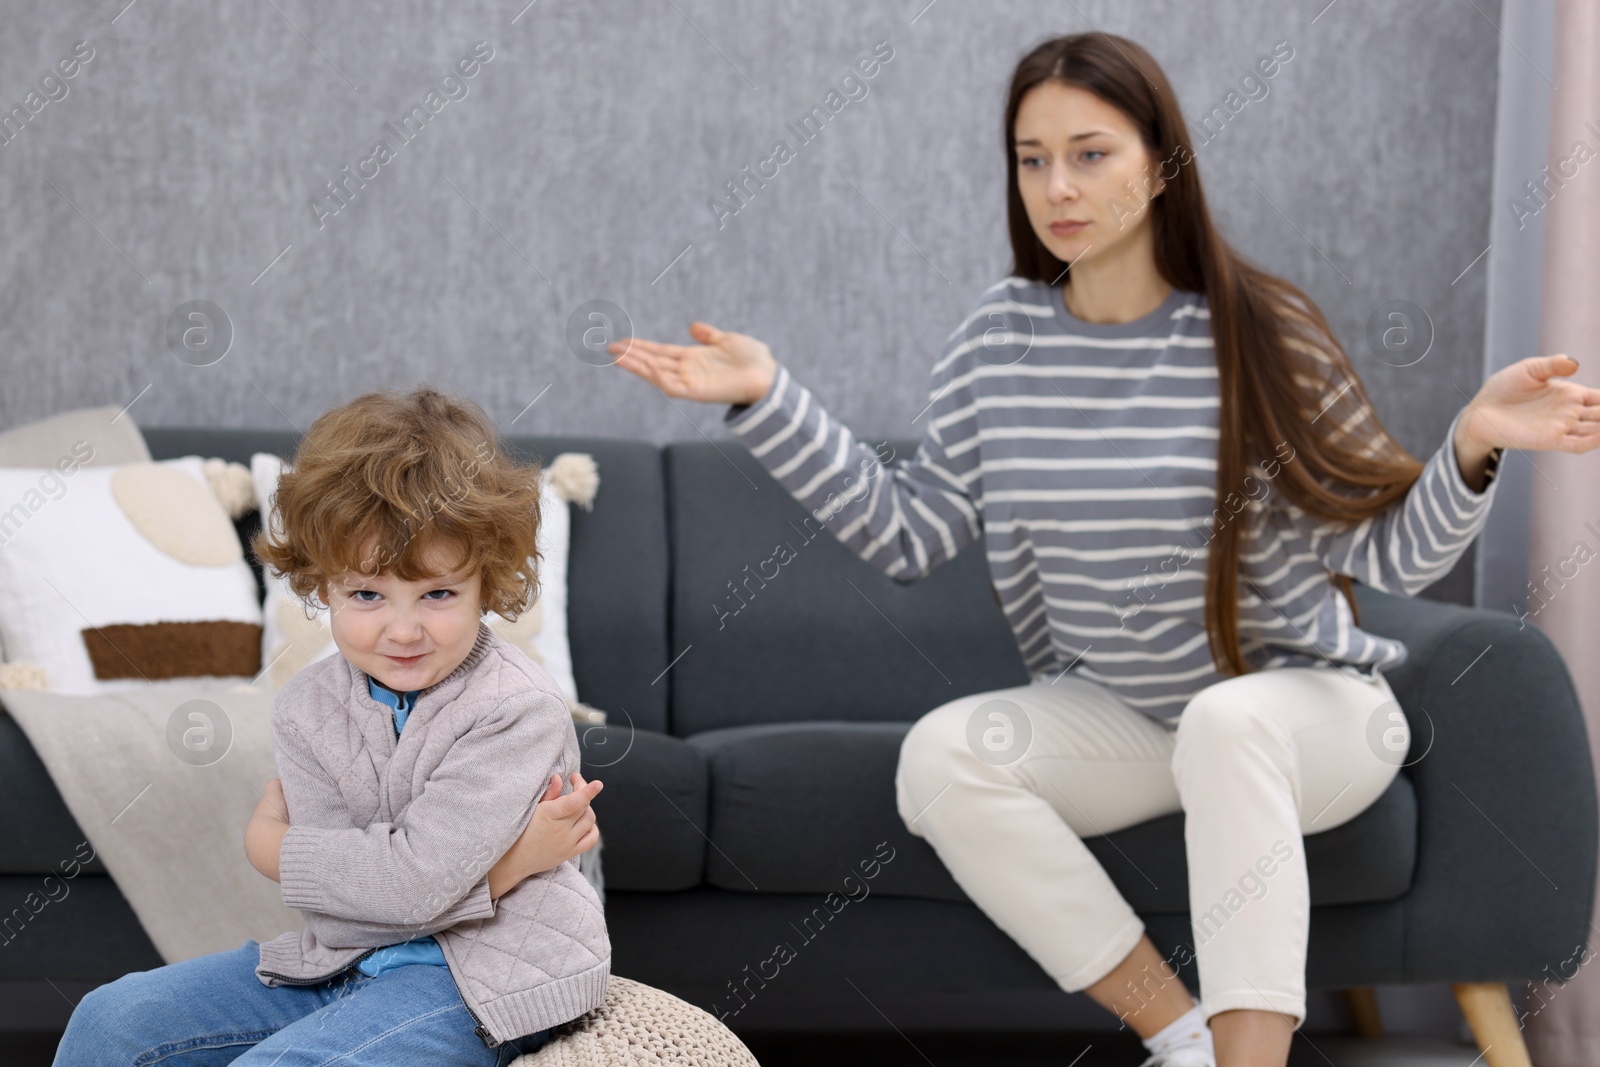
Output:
top-left (0, 707), bottom-right (108, 875)
top-left (577, 724), bottom-right (709, 892)
top-left (687, 721), bottom-right (1417, 913)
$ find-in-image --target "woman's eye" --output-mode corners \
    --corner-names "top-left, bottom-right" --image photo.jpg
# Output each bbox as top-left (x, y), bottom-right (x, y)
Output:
top-left (1081, 150), bottom-right (1105, 163)
top-left (1019, 156), bottom-right (1044, 169)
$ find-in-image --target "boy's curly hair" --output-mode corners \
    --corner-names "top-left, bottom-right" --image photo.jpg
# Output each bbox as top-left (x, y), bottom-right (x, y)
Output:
top-left (251, 386), bottom-right (543, 619)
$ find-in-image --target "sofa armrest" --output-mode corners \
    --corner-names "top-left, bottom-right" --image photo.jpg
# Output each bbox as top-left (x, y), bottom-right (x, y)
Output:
top-left (1353, 585), bottom-right (1598, 983)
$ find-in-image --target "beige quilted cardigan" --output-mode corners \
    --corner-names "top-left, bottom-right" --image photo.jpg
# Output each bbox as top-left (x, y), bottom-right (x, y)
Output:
top-left (254, 622), bottom-right (610, 1049)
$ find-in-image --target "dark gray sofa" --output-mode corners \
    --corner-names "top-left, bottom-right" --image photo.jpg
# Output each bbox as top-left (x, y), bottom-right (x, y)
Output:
top-left (1, 429), bottom-right (1594, 1037)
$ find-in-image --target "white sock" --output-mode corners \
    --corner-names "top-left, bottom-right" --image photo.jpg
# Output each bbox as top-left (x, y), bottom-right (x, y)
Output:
top-left (1142, 1004), bottom-right (1213, 1060)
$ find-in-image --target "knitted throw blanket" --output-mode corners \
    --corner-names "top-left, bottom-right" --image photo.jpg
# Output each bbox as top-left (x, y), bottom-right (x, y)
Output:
top-left (1, 684), bottom-right (304, 963)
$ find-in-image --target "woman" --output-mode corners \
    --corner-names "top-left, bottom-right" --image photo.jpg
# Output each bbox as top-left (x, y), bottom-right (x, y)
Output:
top-left (613, 32), bottom-right (1598, 1067)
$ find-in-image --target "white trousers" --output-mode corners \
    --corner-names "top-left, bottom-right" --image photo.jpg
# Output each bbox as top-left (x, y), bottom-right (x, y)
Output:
top-left (893, 664), bottom-right (1405, 1027)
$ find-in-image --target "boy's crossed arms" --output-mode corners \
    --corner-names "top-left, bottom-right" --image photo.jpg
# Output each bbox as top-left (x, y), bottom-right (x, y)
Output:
top-left (243, 689), bottom-right (602, 948)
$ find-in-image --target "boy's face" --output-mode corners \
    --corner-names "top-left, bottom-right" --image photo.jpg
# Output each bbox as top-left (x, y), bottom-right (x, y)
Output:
top-left (324, 538), bottom-right (485, 693)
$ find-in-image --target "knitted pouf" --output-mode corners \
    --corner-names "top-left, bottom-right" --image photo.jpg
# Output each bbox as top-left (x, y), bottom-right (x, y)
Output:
top-left (512, 976), bottom-right (761, 1067)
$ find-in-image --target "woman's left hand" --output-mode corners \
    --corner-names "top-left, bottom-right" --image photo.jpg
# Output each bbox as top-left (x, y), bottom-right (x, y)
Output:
top-left (1454, 354), bottom-right (1600, 491)
top-left (1461, 354), bottom-right (1600, 454)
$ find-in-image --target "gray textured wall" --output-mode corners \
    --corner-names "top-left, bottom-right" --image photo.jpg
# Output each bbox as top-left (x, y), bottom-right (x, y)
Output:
top-left (1, 0), bottom-right (1499, 480)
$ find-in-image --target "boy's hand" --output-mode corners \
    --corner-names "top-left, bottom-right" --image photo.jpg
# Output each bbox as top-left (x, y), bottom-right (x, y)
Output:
top-left (487, 772), bottom-right (602, 900)
top-left (244, 778), bottom-right (290, 882)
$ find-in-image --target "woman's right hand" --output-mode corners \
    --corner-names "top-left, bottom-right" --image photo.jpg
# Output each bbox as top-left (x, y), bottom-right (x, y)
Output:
top-left (610, 321), bottom-right (777, 407)
top-left (487, 772), bottom-right (603, 900)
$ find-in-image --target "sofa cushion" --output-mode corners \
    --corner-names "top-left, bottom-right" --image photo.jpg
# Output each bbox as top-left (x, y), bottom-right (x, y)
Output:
top-left (143, 430), bottom-right (671, 733)
top-left (0, 405), bottom-right (151, 468)
top-left (577, 724), bottom-right (708, 891)
top-left (664, 441), bottom-right (1029, 736)
top-left (0, 875), bottom-right (163, 980)
top-left (0, 707), bottom-right (109, 875)
top-left (688, 721), bottom-right (1418, 913)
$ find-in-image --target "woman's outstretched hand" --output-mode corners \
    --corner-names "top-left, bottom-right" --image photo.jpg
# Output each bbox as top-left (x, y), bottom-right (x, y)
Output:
top-left (610, 321), bottom-right (778, 407)
top-left (1455, 354), bottom-right (1600, 489)
top-left (1463, 354), bottom-right (1600, 452)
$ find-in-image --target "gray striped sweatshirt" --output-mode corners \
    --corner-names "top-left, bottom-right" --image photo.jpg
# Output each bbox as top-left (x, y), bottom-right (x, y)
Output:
top-left (723, 277), bottom-right (1499, 724)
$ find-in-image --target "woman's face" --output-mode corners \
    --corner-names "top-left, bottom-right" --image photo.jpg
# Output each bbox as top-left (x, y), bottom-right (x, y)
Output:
top-left (1013, 81), bottom-right (1165, 269)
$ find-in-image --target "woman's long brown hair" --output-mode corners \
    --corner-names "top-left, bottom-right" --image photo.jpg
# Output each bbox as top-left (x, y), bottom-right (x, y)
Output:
top-left (1002, 32), bottom-right (1424, 676)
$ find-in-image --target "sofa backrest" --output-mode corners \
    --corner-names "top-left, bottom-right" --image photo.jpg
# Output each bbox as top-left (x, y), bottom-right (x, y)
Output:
top-left (663, 441), bottom-right (1028, 736)
top-left (142, 429), bottom-right (1027, 737)
top-left (142, 429), bottom-right (671, 733)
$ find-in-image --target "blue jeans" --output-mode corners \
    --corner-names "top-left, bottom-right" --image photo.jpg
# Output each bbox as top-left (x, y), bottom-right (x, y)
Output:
top-left (53, 939), bottom-right (552, 1066)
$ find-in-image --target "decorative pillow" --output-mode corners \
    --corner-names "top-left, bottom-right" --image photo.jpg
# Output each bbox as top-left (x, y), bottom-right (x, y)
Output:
top-left (0, 405), bottom-right (155, 664)
top-left (0, 456), bottom-right (264, 694)
top-left (249, 452), bottom-right (598, 718)
top-left (0, 405), bottom-right (151, 469)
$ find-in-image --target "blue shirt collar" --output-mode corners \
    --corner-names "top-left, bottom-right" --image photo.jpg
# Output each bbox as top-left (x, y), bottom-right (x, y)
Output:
top-left (366, 675), bottom-right (420, 713)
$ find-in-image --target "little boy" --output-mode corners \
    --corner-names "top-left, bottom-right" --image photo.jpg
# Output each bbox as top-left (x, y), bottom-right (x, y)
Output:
top-left (52, 387), bottom-right (609, 1066)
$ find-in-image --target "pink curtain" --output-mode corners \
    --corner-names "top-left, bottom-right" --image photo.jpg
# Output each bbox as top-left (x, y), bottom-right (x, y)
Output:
top-left (1523, 2), bottom-right (1600, 1063)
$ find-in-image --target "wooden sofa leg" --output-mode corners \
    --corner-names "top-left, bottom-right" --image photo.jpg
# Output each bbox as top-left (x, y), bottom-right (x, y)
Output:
top-left (1451, 982), bottom-right (1532, 1067)
top-left (1343, 986), bottom-right (1383, 1038)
